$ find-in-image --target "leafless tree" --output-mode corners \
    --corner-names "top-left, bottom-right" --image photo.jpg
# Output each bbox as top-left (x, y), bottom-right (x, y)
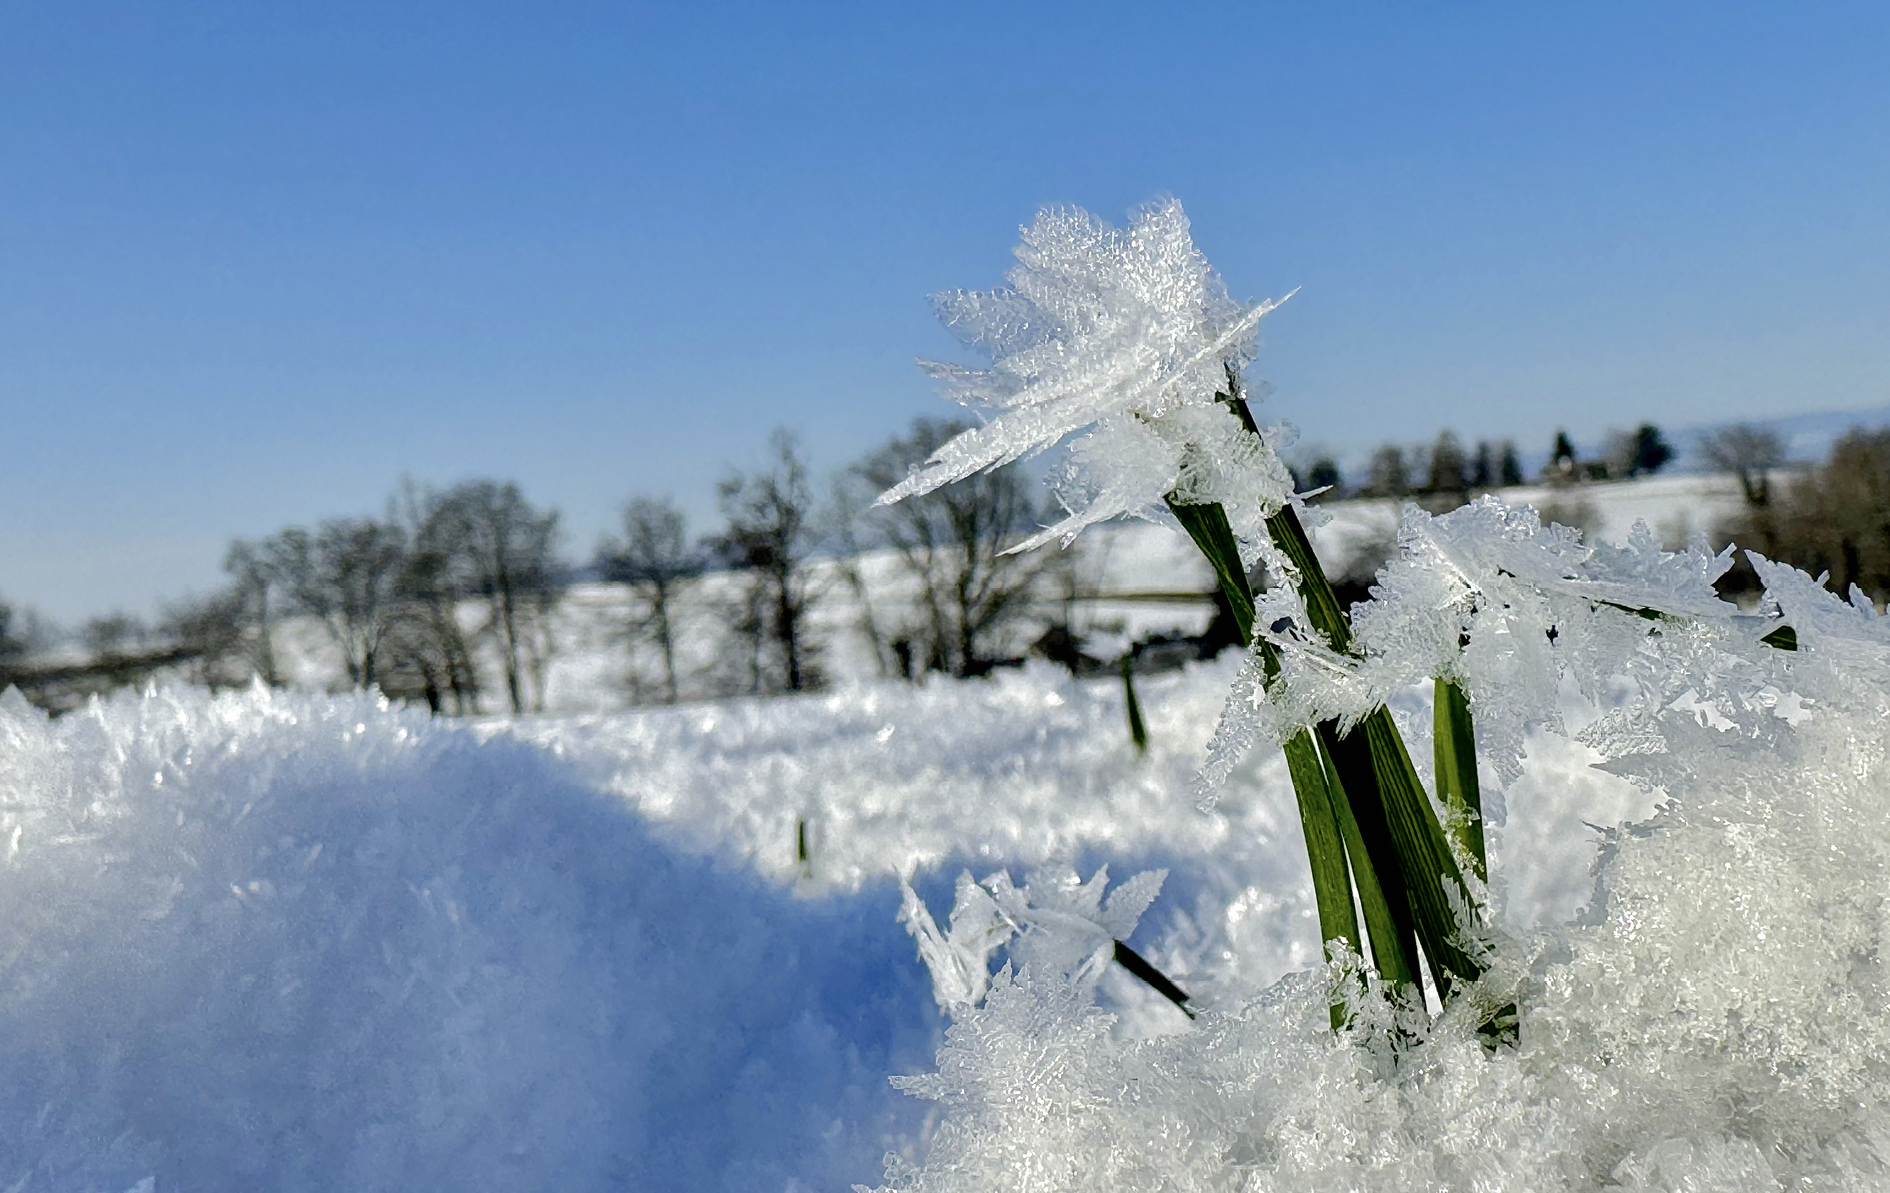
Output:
top-left (158, 590), bottom-right (254, 692)
top-left (81, 612), bottom-right (148, 660)
top-left (1724, 428), bottom-right (1889, 601)
top-left (849, 417), bottom-right (1047, 677)
top-left (222, 540), bottom-right (283, 685)
top-left (716, 429), bottom-right (820, 693)
top-left (0, 600), bottom-right (30, 686)
top-left (597, 496), bottom-right (701, 703)
top-left (300, 519), bottom-right (408, 689)
top-left (386, 485), bottom-right (484, 714)
top-left (1701, 424), bottom-right (1785, 507)
top-left (426, 480), bottom-right (563, 714)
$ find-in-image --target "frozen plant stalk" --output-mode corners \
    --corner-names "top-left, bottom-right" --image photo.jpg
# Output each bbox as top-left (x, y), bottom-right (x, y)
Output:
top-left (880, 199), bottom-right (1486, 1023)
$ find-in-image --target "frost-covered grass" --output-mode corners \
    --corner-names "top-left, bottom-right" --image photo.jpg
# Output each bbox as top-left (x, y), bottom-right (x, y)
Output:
top-left (7, 191), bottom-right (1871, 1192)
top-left (867, 660), bottom-right (1890, 1191)
top-left (851, 196), bottom-right (1890, 1191)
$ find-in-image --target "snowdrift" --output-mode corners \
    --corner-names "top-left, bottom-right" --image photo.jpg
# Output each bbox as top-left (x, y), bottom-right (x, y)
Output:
top-left (0, 686), bottom-right (939, 1192)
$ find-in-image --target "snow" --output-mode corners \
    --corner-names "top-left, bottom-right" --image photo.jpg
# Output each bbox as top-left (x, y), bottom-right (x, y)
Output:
top-left (0, 643), bottom-right (1666, 1189)
top-left (858, 500), bottom-right (1890, 1191)
top-left (0, 456), bottom-right (1853, 1190)
top-left (0, 685), bottom-right (939, 1192)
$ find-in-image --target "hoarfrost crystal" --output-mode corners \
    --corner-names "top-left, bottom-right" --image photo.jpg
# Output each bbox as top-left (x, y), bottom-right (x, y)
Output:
top-left (877, 200), bottom-right (1297, 551)
top-left (1204, 497), bottom-right (1782, 791)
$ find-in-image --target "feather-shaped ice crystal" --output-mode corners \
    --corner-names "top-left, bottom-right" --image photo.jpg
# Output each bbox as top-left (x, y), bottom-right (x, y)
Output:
top-left (879, 199), bottom-right (1296, 551)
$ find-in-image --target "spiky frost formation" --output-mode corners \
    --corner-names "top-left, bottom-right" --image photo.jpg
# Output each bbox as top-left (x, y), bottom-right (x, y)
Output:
top-left (874, 537), bottom-right (1890, 1193)
top-left (878, 200), bottom-right (1296, 552)
top-left (900, 866), bottom-right (1168, 1020)
top-left (1202, 497), bottom-right (1785, 793)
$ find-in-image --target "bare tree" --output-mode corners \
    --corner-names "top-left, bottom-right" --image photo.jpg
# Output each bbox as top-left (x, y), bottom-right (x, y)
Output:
top-left (597, 496), bottom-right (701, 703)
top-left (850, 417), bottom-right (1047, 677)
top-left (826, 474), bottom-right (895, 677)
top-left (388, 485), bottom-right (484, 714)
top-left (0, 599), bottom-right (30, 686)
top-left (426, 481), bottom-right (563, 714)
top-left (81, 612), bottom-right (148, 660)
top-left (1701, 424), bottom-right (1785, 507)
top-left (222, 539), bottom-right (283, 685)
top-left (272, 519), bottom-right (408, 689)
top-left (158, 590), bottom-right (254, 692)
top-left (716, 429), bottom-right (820, 693)
top-left (1723, 428), bottom-right (1888, 600)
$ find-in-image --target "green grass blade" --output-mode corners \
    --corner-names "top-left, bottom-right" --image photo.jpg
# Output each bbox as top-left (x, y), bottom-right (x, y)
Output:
top-left (1264, 506), bottom-right (1354, 653)
top-left (1165, 496), bottom-right (1366, 1020)
top-left (1121, 655), bottom-right (1148, 753)
top-left (1360, 707), bottom-right (1480, 998)
top-left (1165, 498), bottom-right (1254, 646)
top-left (1434, 676), bottom-right (1487, 883)
top-left (1112, 939), bottom-right (1194, 1019)
top-left (1268, 504), bottom-right (1484, 998)
top-left (1315, 720), bottom-right (1425, 986)
top-left (1316, 732), bottom-right (1419, 995)
top-left (1282, 728), bottom-right (1361, 1028)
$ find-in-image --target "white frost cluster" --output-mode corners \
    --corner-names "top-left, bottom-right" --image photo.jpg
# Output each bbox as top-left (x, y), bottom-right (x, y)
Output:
top-left (877, 200), bottom-right (1298, 553)
top-left (899, 866), bottom-right (1167, 1018)
top-left (872, 521), bottom-right (1890, 1192)
top-left (1205, 497), bottom-right (1791, 791)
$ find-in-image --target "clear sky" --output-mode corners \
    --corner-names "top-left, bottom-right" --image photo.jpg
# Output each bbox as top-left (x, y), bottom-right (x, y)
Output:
top-left (4, 1), bottom-right (1887, 623)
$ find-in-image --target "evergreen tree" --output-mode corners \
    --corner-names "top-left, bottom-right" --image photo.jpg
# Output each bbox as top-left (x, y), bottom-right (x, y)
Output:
top-left (1471, 441), bottom-right (1494, 489)
top-left (1499, 440), bottom-right (1523, 487)
top-left (1632, 423), bottom-right (1673, 475)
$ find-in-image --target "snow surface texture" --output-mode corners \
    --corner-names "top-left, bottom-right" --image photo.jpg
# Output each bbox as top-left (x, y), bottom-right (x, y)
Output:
top-left (0, 686), bottom-right (941, 1193)
top-left (867, 509), bottom-right (1890, 1192)
top-left (0, 656), bottom-right (1654, 1190)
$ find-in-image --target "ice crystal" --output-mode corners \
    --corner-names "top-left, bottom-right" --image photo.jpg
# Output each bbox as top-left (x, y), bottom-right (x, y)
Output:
top-left (877, 200), bottom-right (1296, 552)
top-left (876, 537), bottom-right (1890, 1193)
top-left (1204, 497), bottom-right (1785, 791)
top-left (900, 866), bottom-right (1167, 1017)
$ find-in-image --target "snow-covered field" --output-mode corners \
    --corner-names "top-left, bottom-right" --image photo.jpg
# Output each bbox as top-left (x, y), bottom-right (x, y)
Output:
top-left (11, 471), bottom-right (1886, 1192)
top-left (0, 652), bottom-right (1664, 1191)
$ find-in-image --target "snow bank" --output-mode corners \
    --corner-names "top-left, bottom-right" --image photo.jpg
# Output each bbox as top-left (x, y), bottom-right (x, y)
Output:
top-left (0, 686), bottom-right (938, 1192)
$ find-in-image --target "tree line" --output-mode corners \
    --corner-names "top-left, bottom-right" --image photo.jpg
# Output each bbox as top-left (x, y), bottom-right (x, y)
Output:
top-left (1712, 423), bottom-right (1890, 604)
top-left (1, 417), bottom-right (1060, 713)
top-left (15, 413), bottom-right (1876, 714)
top-left (1299, 422), bottom-right (1675, 503)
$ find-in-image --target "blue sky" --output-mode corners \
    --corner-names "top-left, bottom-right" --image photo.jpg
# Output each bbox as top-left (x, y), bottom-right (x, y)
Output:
top-left (3, 1), bottom-right (1888, 622)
